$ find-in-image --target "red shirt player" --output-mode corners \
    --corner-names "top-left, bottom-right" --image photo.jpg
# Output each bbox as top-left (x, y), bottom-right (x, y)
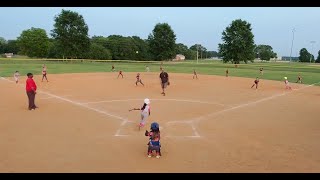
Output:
top-left (26, 73), bottom-right (38, 110)
top-left (135, 73), bottom-right (144, 86)
top-left (251, 77), bottom-right (259, 89)
top-left (117, 70), bottom-right (123, 78)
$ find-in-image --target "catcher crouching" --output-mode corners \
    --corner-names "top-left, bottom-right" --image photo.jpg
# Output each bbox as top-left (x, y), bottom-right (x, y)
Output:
top-left (145, 122), bottom-right (161, 158)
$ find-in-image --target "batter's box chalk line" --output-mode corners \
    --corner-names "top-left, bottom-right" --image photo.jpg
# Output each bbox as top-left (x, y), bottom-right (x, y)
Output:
top-left (114, 119), bottom-right (201, 138)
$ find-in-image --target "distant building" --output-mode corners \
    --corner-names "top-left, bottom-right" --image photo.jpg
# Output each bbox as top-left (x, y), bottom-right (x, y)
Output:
top-left (173, 54), bottom-right (185, 61)
top-left (4, 53), bottom-right (13, 58)
top-left (281, 56), bottom-right (299, 61)
top-left (270, 56), bottom-right (282, 61)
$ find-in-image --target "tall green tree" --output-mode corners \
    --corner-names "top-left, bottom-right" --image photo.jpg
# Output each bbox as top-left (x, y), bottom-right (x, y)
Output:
top-left (4, 40), bottom-right (20, 54)
top-left (51, 9), bottom-right (90, 59)
top-left (131, 36), bottom-right (152, 60)
top-left (86, 43), bottom-right (111, 60)
top-left (190, 44), bottom-right (207, 59)
top-left (316, 50), bottom-right (320, 63)
top-left (148, 23), bottom-right (177, 61)
top-left (299, 48), bottom-right (314, 62)
top-left (206, 51), bottom-right (219, 58)
top-left (218, 19), bottom-right (255, 64)
top-left (0, 37), bottom-right (6, 54)
top-left (91, 36), bottom-right (108, 47)
top-left (174, 43), bottom-right (196, 60)
top-left (254, 45), bottom-right (277, 61)
top-left (105, 35), bottom-right (138, 60)
top-left (17, 27), bottom-right (49, 58)
top-left (47, 39), bottom-right (63, 58)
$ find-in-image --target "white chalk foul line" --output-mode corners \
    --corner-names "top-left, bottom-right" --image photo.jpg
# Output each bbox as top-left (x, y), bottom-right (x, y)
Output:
top-left (40, 95), bottom-right (73, 100)
top-left (37, 91), bottom-right (128, 122)
top-left (81, 98), bottom-right (229, 107)
top-left (165, 135), bottom-right (201, 138)
top-left (164, 81), bottom-right (320, 137)
top-left (166, 120), bottom-right (192, 124)
top-left (0, 77), bottom-right (128, 124)
top-left (114, 134), bottom-right (130, 137)
top-left (191, 81), bottom-right (320, 124)
top-left (191, 123), bottom-right (201, 137)
top-left (114, 119), bottom-right (131, 136)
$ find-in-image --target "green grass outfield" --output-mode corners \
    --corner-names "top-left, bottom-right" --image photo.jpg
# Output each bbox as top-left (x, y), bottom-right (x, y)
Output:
top-left (1, 58), bottom-right (320, 86)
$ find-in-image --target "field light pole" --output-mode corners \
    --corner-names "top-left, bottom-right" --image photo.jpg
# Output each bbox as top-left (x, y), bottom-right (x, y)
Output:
top-left (310, 41), bottom-right (316, 63)
top-left (196, 50), bottom-right (199, 64)
top-left (196, 44), bottom-right (199, 64)
top-left (289, 28), bottom-right (295, 63)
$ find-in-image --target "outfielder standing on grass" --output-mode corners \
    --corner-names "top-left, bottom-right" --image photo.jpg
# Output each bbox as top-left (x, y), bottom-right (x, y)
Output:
top-left (135, 73), bottom-right (144, 86)
top-left (129, 98), bottom-right (151, 130)
top-left (14, 71), bottom-right (20, 84)
top-left (260, 68), bottom-right (264, 75)
top-left (296, 74), bottom-right (302, 83)
top-left (226, 69), bottom-right (229, 77)
top-left (251, 77), bottom-right (259, 89)
top-left (26, 73), bottom-right (38, 110)
top-left (42, 64), bottom-right (48, 82)
top-left (111, 64), bottom-right (115, 72)
top-left (159, 69), bottom-right (170, 96)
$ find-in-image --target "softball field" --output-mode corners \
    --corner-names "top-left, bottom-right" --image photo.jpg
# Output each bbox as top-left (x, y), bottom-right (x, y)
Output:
top-left (0, 72), bottom-right (319, 172)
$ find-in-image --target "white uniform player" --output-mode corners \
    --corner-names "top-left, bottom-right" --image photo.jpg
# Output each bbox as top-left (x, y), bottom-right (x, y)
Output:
top-left (284, 77), bottom-right (292, 90)
top-left (14, 71), bottom-right (20, 84)
top-left (129, 98), bottom-right (151, 130)
top-left (139, 98), bottom-right (151, 129)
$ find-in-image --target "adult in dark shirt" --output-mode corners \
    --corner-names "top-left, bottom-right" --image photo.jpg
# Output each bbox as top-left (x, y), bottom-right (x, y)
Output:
top-left (159, 69), bottom-right (170, 96)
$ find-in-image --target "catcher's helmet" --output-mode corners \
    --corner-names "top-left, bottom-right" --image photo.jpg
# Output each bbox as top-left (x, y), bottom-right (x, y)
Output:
top-left (150, 122), bottom-right (159, 131)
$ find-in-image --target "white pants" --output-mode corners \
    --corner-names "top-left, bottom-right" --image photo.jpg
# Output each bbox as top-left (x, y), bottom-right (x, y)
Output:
top-left (140, 113), bottom-right (149, 126)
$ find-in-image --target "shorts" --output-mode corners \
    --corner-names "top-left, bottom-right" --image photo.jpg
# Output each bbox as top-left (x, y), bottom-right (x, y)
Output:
top-left (161, 82), bottom-right (168, 89)
top-left (14, 77), bottom-right (18, 81)
top-left (148, 145), bottom-right (161, 153)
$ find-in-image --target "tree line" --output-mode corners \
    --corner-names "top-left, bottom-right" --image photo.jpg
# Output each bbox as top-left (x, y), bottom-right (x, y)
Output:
top-left (0, 10), bottom-right (217, 61)
top-left (0, 9), bottom-right (319, 63)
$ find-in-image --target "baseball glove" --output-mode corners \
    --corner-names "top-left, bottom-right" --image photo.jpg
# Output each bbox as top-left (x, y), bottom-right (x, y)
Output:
top-left (145, 130), bottom-right (149, 136)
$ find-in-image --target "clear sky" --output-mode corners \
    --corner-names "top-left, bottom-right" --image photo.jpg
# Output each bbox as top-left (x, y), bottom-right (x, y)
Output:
top-left (1, 7), bottom-right (320, 57)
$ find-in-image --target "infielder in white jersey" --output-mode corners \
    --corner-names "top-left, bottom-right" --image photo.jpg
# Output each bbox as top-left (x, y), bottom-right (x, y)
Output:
top-left (129, 98), bottom-right (151, 130)
top-left (14, 71), bottom-right (20, 84)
